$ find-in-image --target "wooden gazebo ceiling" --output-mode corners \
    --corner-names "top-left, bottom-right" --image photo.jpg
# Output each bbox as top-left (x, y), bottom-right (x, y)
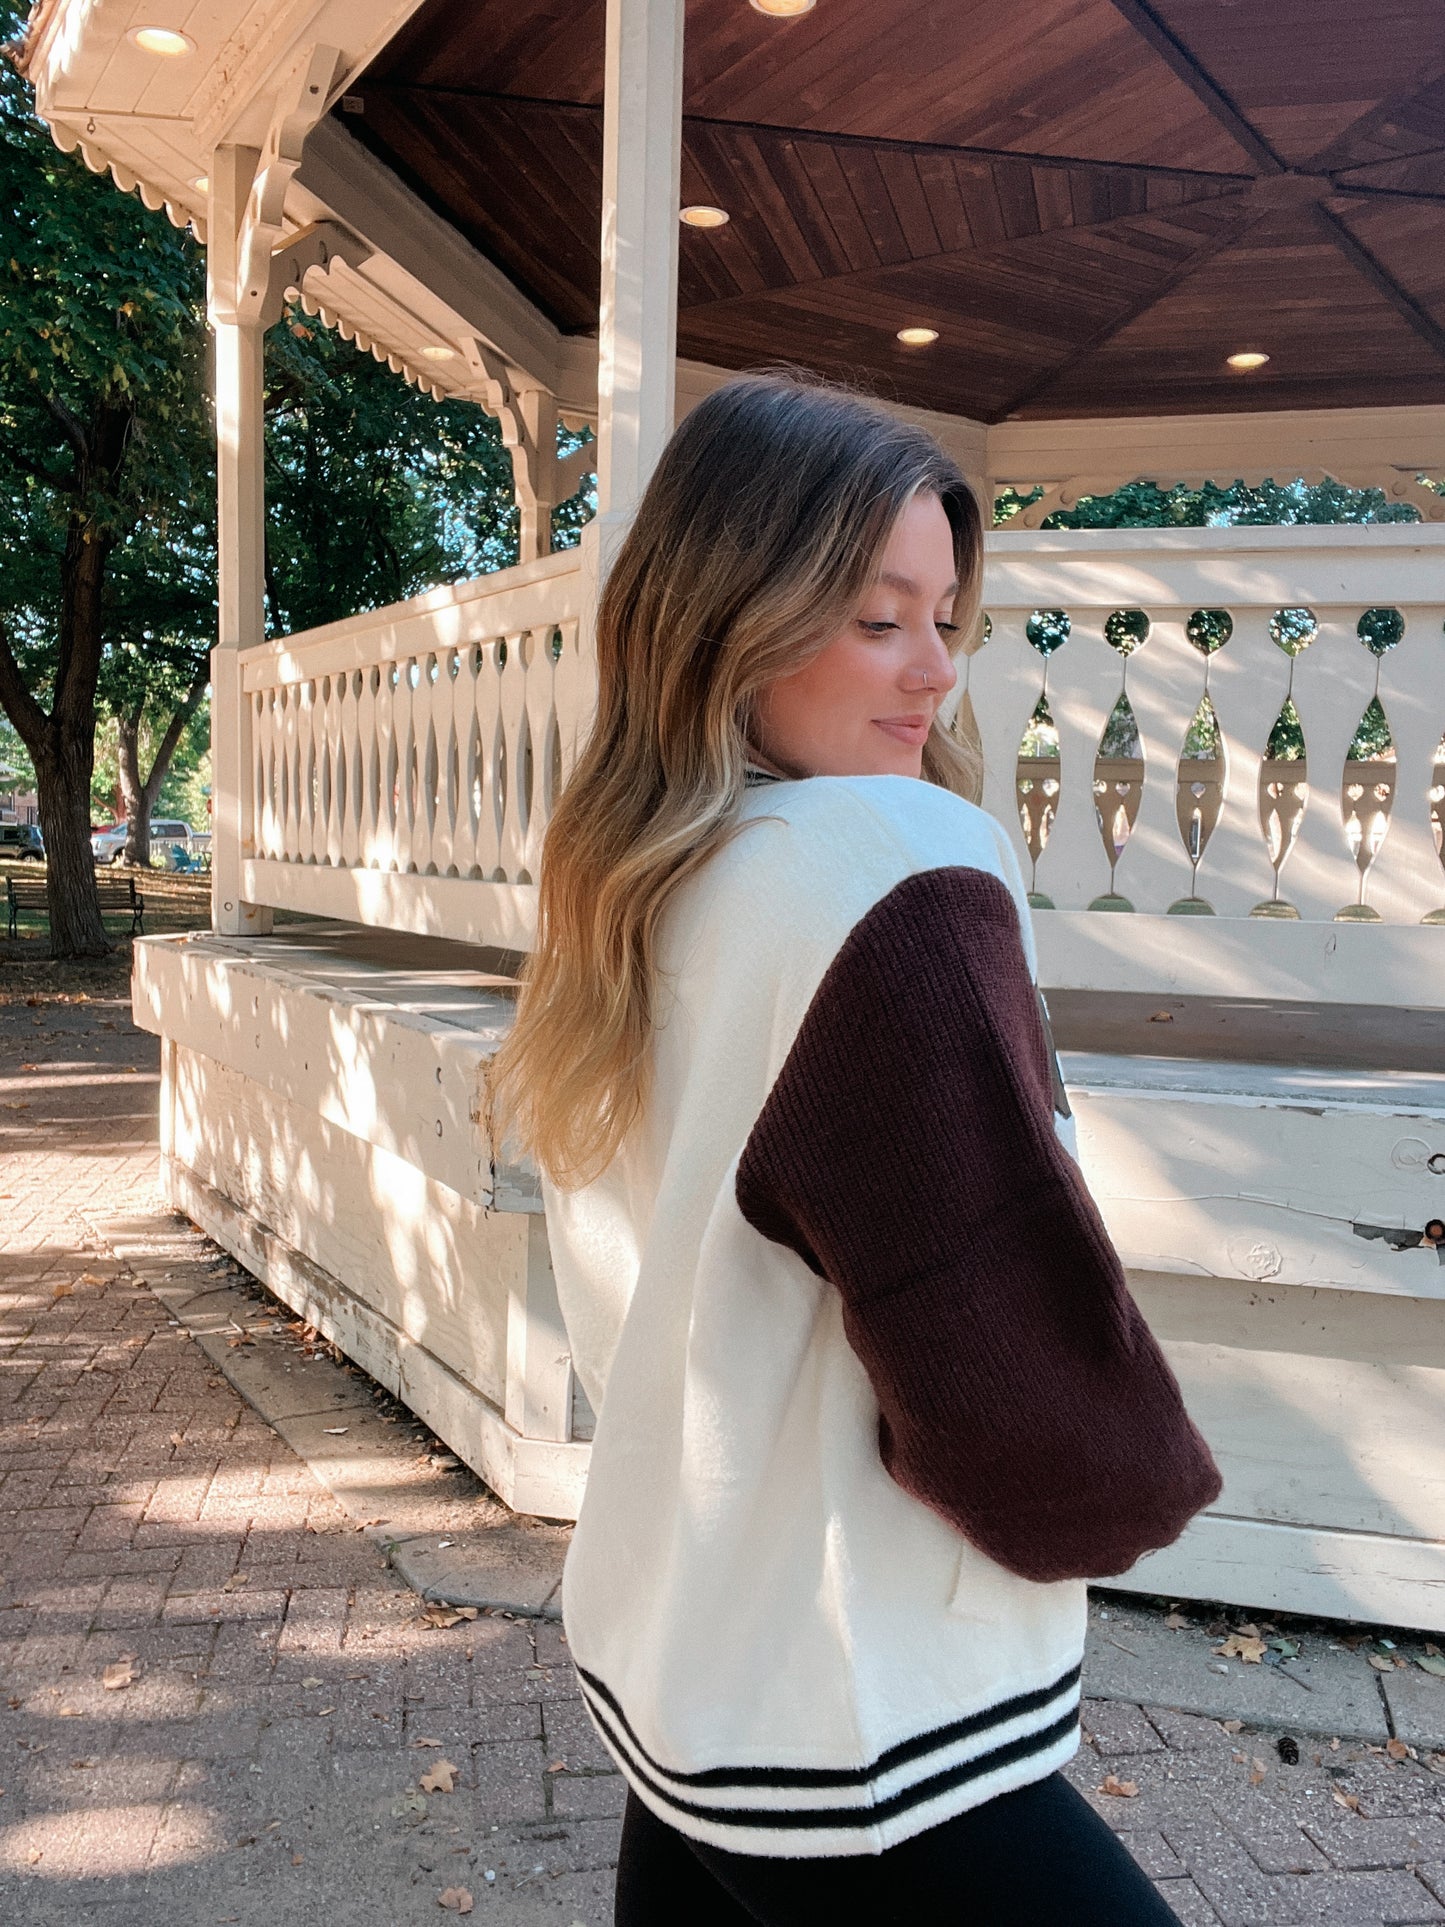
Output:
top-left (345, 0), bottom-right (1445, 420)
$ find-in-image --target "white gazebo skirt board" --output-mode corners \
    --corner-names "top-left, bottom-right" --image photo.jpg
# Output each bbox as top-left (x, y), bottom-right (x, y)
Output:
top-left (1064, 1054), bottom-right (1445, 1629)
top-left (131, 925), bottom-right (591, 1521)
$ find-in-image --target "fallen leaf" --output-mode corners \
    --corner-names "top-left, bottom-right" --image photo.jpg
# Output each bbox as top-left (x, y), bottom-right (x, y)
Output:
top-left (411, 1737), bottom-right (444, 1748)
top-left (546, 1759), bottom-right (567, 1773)
top-left (1148, 1011), bottom-right (1174, 1023)
top-left (169, 1432), bottom-right (185, 1448)
top-left (26, 1847), bottom-right (41, 1864)
top-left (292, 1854), bottom-right (304, 1866)
top-left (1099, 1775), bottom-right (1139, 1798)
top-left (1417, 1655), bottom-right (1445, 1679)
top-left (102, 1657), bottom-right (141, 1691)
top-left (1332, 1789), bottom-right (1362, 1813)
top-left (1215, 1635), bottom-right (1267, 1664)
top-left (420, 1759), bottom-right (458, 1794)
top-left (437, 1890), bottom-right (473, 1916)
top-left (322, 1427), bottom-right (349, 1436)
top-left (421, 1604), bottom-right (479, 1630)
top-left (301, 1677), bottom-right (323, 1689)
top-left (1386, 1738), bottom-right (1410, 1761)
top-left (316, 1707), bottom-right (335, 1717)
top-left (1368, 1654), bottom-right (1394, 1672)
top-left (1163, 1612), bottom-right (1190, 1630)
top-left (51, 1282), bottom-right (72, 1300)
top-left (391, 1789), bottom-right (427, 1819)
top-left (1220, 1718), bottom-right (1244, 1734)
top-left (77, 1272), bottom-right (104, 1287)
top-left (1248, 1758), bottom-right (1268, 1786)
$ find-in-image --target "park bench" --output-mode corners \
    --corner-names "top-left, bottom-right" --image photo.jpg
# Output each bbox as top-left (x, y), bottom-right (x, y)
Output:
top-left (5, 873), bottom-right (145, 939)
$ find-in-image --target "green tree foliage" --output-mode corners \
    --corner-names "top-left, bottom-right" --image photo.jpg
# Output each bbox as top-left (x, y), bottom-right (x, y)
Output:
top-left (2, 9), bottom-right (579, 949)
top-left (263, 314), bottom-right (518, 635)
top-left (995, 476), bottom-right (1430, 529)
top-left (0, 8), bottom-right (208, 952)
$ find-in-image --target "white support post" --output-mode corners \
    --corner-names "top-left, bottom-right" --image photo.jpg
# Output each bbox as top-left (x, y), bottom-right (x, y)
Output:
top-left (209, 146), bottom-right (272, 937)
top-left (517, 386), bottom-right (559, 561)
top-left (593, 0), bottom-right (684, 563)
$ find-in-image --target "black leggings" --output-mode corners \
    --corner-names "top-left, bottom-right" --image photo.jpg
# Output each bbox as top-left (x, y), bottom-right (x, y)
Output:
top-left (615, 1774), bottom-right (1182, 1926)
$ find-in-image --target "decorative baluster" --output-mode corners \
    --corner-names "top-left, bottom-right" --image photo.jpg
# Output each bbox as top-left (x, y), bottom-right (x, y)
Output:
top-left (497, 631), bottom-right (533, 880)
top-left (1360, 604), bottom-right (1445, 924)
top-left (452, 644), bottom-right (483, 877)
top-left (1197, 610), bottom-right (1289, 918)
top-left (377, 662), bottom-right (402, 871)
top-left (1034, 615), bottom-right (1110, 912)
top-left (280, 682), bottom-right (301, 862)
top-left (1250, 609), bottom-right (1317, 916)
top-left (320, 674), bottom-right (342, 867)
top-left (551, 615), bottom-right (590, 790)
top-left (300, 678), bottom-right (323, 859)
top-left (1287, 613), bottom-right (1381, 921)
top-left (358, 665), bottom-right (382, 869)
top-left (253, 688), bottom-right (277, 859)
top-left (475, 640), bottom-right (504, 880)
top-left (967, 611), bottom-right (1046, 882)
top-left (415, 653), bottom-right (442, 876)
top-left (394, 657), bottom-right (419, 873)
top-left (337, 670), bottom-right (361, 869)
top-left (1089, 610), bottom-right (1149, 911)
top-left (521, 630), bottom-right (560, 881)
top-left (1112, 615), bottom-right (1201, 914)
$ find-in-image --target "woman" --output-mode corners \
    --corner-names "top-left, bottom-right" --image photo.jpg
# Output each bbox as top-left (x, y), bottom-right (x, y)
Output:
top-left (491, 374), bottom-right (1220, 1924)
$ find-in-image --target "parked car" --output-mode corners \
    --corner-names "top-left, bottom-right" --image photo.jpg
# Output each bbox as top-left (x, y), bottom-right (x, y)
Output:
top-left (91, 818), bottom-right (193, 865)
top-left (0, 823), bottom-right (44, 862)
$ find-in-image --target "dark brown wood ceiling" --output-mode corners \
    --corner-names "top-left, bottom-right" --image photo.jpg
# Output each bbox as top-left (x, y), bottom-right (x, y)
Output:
top-left (344, 0), bottom-right (1445, 420)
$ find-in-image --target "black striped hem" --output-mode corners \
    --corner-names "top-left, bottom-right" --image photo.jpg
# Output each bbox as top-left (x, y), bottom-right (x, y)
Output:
top-left (575, 1661), bottom-right (1081, 1835)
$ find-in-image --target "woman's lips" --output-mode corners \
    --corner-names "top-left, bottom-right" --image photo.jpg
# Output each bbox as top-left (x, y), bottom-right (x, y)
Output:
top-left (873, 715), bottom-right (932, 746)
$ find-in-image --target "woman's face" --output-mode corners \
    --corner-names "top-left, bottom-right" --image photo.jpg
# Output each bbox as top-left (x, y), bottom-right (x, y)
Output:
top-left (752, 492), bottom-right (960, 780)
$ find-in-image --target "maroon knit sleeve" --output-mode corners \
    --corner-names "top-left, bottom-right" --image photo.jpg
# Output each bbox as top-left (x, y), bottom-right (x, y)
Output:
top-left (735, 866), bottom-right (1221, 1585)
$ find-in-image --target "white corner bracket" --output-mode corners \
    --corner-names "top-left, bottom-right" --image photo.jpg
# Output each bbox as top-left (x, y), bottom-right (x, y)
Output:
top-left (209, 45), bottom-right (347, 329)
top-left (461, 337), bottom-right (561, 560)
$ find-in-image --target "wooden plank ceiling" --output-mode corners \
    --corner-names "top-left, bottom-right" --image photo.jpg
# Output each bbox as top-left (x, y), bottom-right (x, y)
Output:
top-left (344, 0), bottom-right (1445, 420)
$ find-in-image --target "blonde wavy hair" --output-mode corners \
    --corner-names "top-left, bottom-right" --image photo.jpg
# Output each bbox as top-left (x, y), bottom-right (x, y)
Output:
top-left (490, 373), bottom-right (985, 1187)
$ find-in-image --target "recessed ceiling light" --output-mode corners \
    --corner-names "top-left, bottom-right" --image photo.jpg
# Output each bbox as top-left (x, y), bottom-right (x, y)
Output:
top-left (1227, 350), bottom-right (1270, 370)
top-left (419, 346), bottom-right (456, 362)
top-left (750, 0), bottom-right (816, 14)
top-left (128, 26), bottom-right (194, 55)
top-left (896, 326), bottom-right (939, 347)
top-left (680, 205), bottom-right (730, 229)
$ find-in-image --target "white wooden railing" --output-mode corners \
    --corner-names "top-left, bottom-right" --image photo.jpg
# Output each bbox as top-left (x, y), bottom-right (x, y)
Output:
top-left (237, 547), bottom-right (589, 951)
top-left (233, 523), bottom-right (1445, 999)
top-left (965, 525), bottom-right (1445, 1004)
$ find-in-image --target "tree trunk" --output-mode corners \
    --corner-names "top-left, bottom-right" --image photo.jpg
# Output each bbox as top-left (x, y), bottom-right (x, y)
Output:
top-left (0, 397), bottom-right (134, 960)
top-left (42, 514), bottom-right (113, 957)
top-left (118, 671), bottom-right (206, 868)
top-left (33, 734), bottom-right (108, 957)
top-left (116, 713), bottom-right (151, 869)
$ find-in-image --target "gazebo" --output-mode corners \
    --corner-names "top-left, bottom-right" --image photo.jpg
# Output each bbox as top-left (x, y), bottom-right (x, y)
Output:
top-left (21, 0), bottom-right (1445, 1623)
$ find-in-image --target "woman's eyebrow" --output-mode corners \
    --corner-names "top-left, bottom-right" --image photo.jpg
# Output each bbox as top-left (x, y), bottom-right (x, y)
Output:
top-left (877, 571), bottom-right (959, 599)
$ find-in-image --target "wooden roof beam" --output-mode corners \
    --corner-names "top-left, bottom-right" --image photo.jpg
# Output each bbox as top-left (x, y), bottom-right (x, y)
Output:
top-left (1314, 201), bottom-right (1445, 364)
top-left (1102, 0), bottom-right (1285, 177)
top-left (297, 117), bottom-right (586, 410)
top-left (991, 205), bottom-right (1268, 422)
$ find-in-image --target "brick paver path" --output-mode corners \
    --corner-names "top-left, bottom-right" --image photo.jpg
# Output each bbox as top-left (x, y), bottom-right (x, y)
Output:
top-left (3, 982), bottom-right (1445, 1924)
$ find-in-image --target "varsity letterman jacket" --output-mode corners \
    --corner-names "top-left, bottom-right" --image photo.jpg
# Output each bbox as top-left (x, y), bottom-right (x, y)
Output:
top-left (541, 774), bottom-right (1220, 1859)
